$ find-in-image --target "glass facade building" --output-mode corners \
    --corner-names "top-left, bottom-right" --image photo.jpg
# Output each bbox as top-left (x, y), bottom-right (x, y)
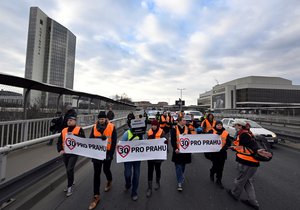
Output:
top-left (198, 76), bottom-right (300, 110)
top-left (25, 7), bottom-right (76, 107)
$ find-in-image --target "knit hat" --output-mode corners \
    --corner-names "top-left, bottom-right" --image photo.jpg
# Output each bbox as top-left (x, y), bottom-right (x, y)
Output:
top-left (66, 111), bottom-right (77, 120)
top-left (215, 120), bottom-right (223, 126)
top-left (98, 111), bottom-right (107, 119)
top-left (151, 120), bottom-right (159, 126)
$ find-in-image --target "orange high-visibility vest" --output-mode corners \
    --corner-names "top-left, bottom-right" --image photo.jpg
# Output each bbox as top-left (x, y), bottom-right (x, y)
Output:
top-left (160, 115), bottom-right (170, 128)
top-left (234, 133), bottom-right (259, 163)
top-left (61, 126), bottom-right (81, 149)
top-left (148, 128), bottom-right (163, 139)
top-left (93, 122), bottom-right (115, 151)
top-left (201, 119), bottom-right (216, 133)
top-left (176, 125), bottom-right (188, 149)
top-left (188, 121), bottom-right (196, 134)
top-left (213, 129), bottom-right (229, 147)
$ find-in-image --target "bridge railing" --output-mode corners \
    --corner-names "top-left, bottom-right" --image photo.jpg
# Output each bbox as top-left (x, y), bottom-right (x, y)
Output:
top-left (0, 110), bottom-right (131, 147)
top-left (0, 116), bottom-right (129, 182)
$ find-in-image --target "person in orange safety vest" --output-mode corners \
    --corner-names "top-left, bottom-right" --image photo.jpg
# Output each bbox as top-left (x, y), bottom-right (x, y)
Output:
top-left (88, 111), bottom-right (117, 210)
top-left (208, 120), bottom-right (231, 189)
top-left (146, 119), bottom-right (166, 197)
top-left (57, 111), bottom-right (85, 197)
top-left (201, 113), bottom-right (216, 133)
top-left (227, 119), bottom-right (272, 210)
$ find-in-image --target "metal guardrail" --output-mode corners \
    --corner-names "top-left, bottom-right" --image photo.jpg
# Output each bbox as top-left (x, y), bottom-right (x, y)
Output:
top-left (0, 110), bottom-right (130, 147)
top-left (0, 117), bottom-right (128, 183)
top-left (0, 119), bottom-right (128, 208)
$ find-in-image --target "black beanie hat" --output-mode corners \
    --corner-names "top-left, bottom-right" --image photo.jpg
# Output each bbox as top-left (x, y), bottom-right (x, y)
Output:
top-left (98, 111), bottom-right (107, 119)
top-left (215, 120), bottom-right (223, 126)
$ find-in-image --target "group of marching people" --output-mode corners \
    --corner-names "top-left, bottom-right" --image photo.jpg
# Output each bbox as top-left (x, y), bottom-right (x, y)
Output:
top-left (57, 109), bottom-right (271, 210)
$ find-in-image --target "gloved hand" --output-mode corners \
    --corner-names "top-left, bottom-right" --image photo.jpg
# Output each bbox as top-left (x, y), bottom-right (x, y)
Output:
top-left (164, 140), bottom-right (168, 144)
top-left (100, 135), bottom-right (107, 140)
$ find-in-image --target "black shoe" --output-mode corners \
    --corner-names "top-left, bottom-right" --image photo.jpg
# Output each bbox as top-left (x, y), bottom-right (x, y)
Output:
top-left (216, 179), bottom-right (224, 189)
top-left (226, 189), bottom-right (238, 201)
top-left (241, 199), bottom-right (259, 210)
top-left (154, 182), bottom-right (160, 190)
top-left (210, 172), bottom-right (214, 182)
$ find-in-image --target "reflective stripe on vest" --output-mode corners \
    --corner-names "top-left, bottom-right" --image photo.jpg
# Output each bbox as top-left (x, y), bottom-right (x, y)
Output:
top-left (201, 119), bottom-right (216, 133)
top-left (213, 129), bottom-right (229, 147)
top-left (62, 126), bottom-right (81, 149)
top-left (148, 128), bottom-right (163, 139)
top-left (176, 125), bottom-right (188, 149)
top-left (93, 122), bottom-right (114, 151)
top-left (128, 130), bottom-right (140, 141)
top-left (234, 133), bottom-right (259, 163)
top-left (160, 115), bottom-right (170, 128)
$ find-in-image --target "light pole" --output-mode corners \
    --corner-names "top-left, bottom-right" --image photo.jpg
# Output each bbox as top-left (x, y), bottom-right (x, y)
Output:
top-left (177, 88), bottom-right (186, 111)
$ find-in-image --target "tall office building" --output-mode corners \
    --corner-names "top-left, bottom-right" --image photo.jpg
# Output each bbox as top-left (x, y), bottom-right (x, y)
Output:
top-left (25, 7), bottom-right (76, 107)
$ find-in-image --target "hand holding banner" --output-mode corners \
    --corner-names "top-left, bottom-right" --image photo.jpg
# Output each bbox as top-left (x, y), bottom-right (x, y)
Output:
top-left (179, 134), bottom-right (222, 153)
top-left (64, 134), bottom-right (107, 160)
top-left (116, 138), bottom-right (167, 163)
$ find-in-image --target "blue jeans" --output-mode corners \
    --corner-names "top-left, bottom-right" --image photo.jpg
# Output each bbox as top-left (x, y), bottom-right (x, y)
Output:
top-left (124, 161), bottom-right (141, 196)
top-left (175, 163), bottom-right (186, 184)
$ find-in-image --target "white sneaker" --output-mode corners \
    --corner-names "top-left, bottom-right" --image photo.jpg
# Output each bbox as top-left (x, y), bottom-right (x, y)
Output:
top-left (66, 187), bottom-right (73, 197)
top-left (64, 183), bottom-right (75, 192)
top-left (177, 183), bottom-right (183, 191)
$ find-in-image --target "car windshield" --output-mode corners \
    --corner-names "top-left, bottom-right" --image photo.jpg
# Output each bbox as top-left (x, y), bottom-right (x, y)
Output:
top-left (245, 120), bottom-right (262, 128)
top-left (189, 111), bottom-right (201, 116)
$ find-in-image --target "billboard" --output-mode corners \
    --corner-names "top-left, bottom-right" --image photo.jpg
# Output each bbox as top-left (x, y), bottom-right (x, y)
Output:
top-left (212, 94), bottom-right (225, 109)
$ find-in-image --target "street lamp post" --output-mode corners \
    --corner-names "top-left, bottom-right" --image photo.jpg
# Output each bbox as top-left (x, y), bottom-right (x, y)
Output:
top-left (177, 88), bottom-right (186, 111)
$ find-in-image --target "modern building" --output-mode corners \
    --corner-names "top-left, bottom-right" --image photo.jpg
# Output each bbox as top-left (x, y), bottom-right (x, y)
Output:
top-left (24, 7), bottom-right (76, 107)
top-left (197, 76), bottom-right (300, 112)
top-left (0, 90), bottom-right (23, 107)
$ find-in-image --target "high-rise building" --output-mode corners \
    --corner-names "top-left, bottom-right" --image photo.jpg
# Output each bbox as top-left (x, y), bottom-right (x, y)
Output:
top-left (25, 7), bottom-right (76, 107)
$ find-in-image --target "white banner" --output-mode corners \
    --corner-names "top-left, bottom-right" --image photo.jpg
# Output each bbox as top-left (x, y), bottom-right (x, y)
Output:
top-left (116, 138), bottom-right (167, 163)
top-left (64, 134), bottom-right (107, 160)
top-left (130, 118), bottom-right (146, 128)
top-left (179, 134), bottom-right (222, 153)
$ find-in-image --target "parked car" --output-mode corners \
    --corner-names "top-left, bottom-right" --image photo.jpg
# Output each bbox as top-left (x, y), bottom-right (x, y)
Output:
top-left (147, 110), bottom-right (159, 122)
top-left (221, 118), bottom-right (278, 145)
top-left (184, 110), bottom-right (203, 121)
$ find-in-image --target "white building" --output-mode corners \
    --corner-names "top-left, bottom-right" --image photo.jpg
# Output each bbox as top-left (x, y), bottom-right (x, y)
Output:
top-left (198, 76), bottom-right (300, 111)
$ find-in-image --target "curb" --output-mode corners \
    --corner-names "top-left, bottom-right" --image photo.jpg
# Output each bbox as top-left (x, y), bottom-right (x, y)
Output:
top-left (277, 140), bottom-right (300, 151)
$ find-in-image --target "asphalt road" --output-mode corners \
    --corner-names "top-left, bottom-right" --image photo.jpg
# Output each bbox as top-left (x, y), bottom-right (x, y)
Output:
top-left (31, 144), bottom-right (300, 210)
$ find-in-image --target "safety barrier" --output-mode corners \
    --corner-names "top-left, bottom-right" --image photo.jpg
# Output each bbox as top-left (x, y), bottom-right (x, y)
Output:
top-left (0, 116), bottom-right (128, 182)
top-left (0, 110), bottom-right (130, 147)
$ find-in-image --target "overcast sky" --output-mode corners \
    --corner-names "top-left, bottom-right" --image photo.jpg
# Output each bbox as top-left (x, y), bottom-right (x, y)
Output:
top-left (1, 0), bottom-right (300, 105)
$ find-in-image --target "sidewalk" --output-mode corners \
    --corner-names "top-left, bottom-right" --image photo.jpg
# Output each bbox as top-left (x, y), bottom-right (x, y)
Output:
top-left (4, 142), bottom-right (59, 183)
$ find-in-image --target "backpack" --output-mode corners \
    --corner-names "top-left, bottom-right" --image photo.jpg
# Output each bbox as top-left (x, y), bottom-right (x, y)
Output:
top-left (250, 135), bottom-right (273, 162)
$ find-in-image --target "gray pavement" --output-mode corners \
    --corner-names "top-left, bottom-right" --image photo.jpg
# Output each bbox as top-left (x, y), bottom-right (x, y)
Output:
top-left (29, 143), bottom-right (300, 210)
top-left (1, 127), bottom-right (300, 209)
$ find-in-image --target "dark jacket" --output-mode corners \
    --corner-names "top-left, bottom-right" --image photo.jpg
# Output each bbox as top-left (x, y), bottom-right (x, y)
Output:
top-left (57, 126), bottom-right (85, 153)
top-left (171, 125), bottom-right (191, 164)
top-left (50, 116), bottom-right (63, 133)
top-left (107, 110), bottom-right (115, 120)
top-left (236, 132), bottom-right (260, 167)
top-left (89, 121), bottom-right (117, 161)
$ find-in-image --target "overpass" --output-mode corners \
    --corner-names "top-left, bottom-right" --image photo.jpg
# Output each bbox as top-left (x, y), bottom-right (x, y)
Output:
top-left (1, 73), bottom-right (300, 209)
